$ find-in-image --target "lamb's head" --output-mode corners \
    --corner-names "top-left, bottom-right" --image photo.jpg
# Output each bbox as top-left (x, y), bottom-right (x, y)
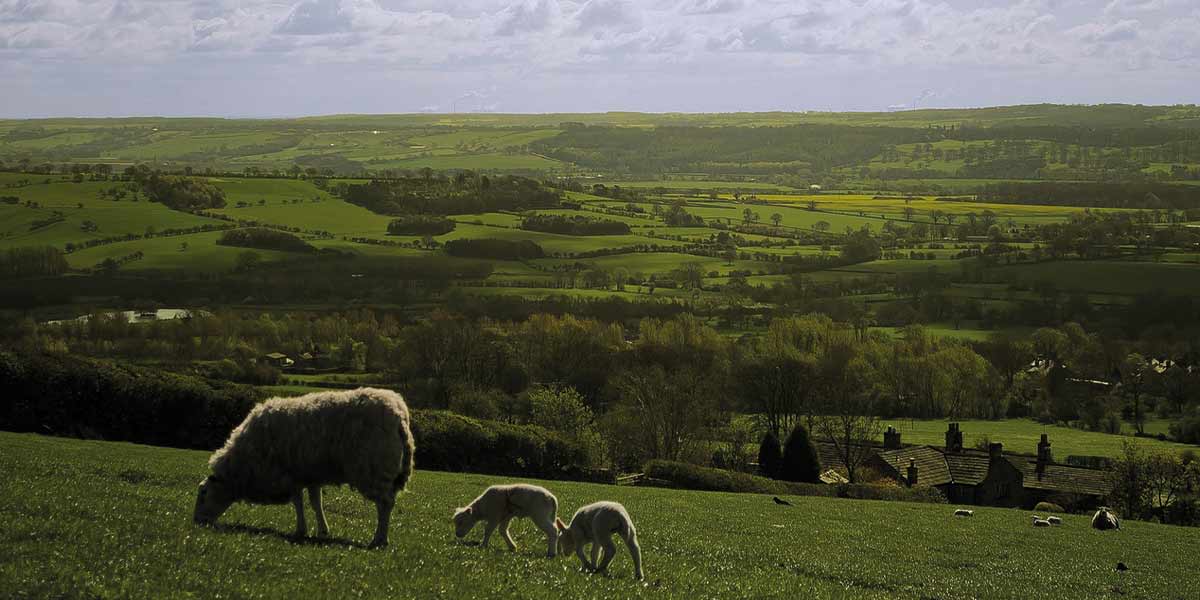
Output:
top-left (193, 475), bottom-right (235, 525)
top-left (453, 506), bottom-right (476, 539)
top-left (556, 519), bottom-right (576, 555)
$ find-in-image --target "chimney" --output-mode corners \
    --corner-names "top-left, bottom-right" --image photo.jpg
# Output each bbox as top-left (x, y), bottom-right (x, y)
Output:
top-left (884, 426), bottom-right (901, 450)
top-left (988, 442), bottom-right (1003, 462)
top-left (1036, 434), bottom-right (1052, 476)
top-left (945, 422), bottom-right (963, 453)
top-left (906, 458), bottom-right (918, 487)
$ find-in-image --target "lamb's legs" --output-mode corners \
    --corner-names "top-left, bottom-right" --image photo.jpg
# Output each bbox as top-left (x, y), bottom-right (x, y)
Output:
top-left (590, 541), bottom-right (602, 572)
top-left (625, 532), bottom-right (644, 580)
top-left (595, 535), bottom-right (619, 574)
top-left (308, 486), bottom-right (330, 538)
top-left (368, 495), bottom-right (394, 549)
top-left (499, 518), bottom-right (518, 552)
top-left (537, 518), bottom-right (559, 557)
top-left (575, 542), bottom-right (595, 572)
top-left (291, 492), bottom-right (307, 539)
top-left (481, 520), bottom-right (498, 548)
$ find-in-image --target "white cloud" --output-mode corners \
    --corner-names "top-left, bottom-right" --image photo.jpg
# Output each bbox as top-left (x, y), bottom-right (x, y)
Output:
top-left (573, 0), bottom-right (641, 32)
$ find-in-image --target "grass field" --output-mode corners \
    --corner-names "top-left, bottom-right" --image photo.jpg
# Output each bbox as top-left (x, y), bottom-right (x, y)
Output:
top-left (3, 431), bottom-right (1198, 599)
top-left (877, 418), bottom-right (1193, 460)
top-left (995, 260), bottom-right (1200, 296)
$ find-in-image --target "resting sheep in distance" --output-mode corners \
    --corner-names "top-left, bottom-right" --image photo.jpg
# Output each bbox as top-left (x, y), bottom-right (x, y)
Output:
top-left (954, 509), bottom-right (974, 517)
top-left (557, 501), bottom-right (644, 580)
top-left (1032, 516), bottom-right (1052, 527)
top-left (193, 388), bottom-right (416, 548)
top-left (1046, 516), bottom-right (1063, 526)
top-left (1092, 507), bottom-right (1121, 531)
top-left (453, 484), bottom-right (561, 557)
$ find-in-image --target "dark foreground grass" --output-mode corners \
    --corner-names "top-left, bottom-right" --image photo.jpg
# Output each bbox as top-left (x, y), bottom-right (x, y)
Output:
top-left (2, 431), bottom-right (1198, 599)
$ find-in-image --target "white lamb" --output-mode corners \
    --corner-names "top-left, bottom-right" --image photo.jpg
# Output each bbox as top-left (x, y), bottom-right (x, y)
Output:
top-left (193, 388), bottom-right (415, 548)
top-left (1047, 516), bottom-right (1063, 526)
top-left (453, 484), bottom-right (562, 557)
top-left (1032, 516), bottom-right (1052, 527)
top-left (557, 501), bottom-right (644, 580)
top-left (954, 509), bottom-right (974, 517)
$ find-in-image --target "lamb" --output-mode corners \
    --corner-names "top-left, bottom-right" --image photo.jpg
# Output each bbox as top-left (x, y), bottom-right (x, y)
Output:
top-left (557, 501), bottom-right (644, 580)
top-left (1032, 516), bottom-right (1052, 527)
top-left (953, 509), bottom-right (974, 517)
top-left (453, 484), bottom-right (561, 557)
top-left (1091, 507), bottom-right (1121, 531)
top-left (1046, 516), bottom-right (1063, 526)
top-left (193, 387), bottom-right (416, 548)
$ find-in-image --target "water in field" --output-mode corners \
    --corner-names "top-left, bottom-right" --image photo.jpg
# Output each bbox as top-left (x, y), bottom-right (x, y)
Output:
top-left (45, 308), bottom-right (197, 325)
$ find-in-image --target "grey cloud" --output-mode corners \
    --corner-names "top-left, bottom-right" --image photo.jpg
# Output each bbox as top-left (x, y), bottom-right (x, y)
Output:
top-left (494, 0), bottom-right (559, 36)
top-left (679, 0), bottom-right (742, 16)
top-left (574, 0), bottom-right (641, 32)
top-left (275, 0), bottom-right (355, 35)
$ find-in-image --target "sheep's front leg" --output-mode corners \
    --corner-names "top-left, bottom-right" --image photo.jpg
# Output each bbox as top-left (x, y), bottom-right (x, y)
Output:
top-left (575, 541), bottom-right (595, 572)
top-left (291, 491), bottom-right (307, 539)
top-left (368, 496), bottom-right (394, 549)
top-left (481, 520), bottom-right (498, 548)
top-left (595, 535), bottom-right (618, 574)
top-left (499, 518), bottom-right (518, 552)
top-left (537, 518), bottom-right (559, 558)
top-left (590, 541), bottom-right (602, 572)
top-left (308, 486), bottom-right (330, 538)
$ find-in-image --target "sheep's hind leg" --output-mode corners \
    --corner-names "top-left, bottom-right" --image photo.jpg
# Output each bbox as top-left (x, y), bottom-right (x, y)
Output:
top-left (368, 495), bottom-right (394, 549)
top-left (537, 517), bottom-right (559, 557)
top-left (625, 532), bottom-right (644, 580)
top-left (309, 486), bottom-right (330, 538)
top-left (500, 518), bottom-right (518, 552)
top-left (291, 491), bottom-right (308, 539)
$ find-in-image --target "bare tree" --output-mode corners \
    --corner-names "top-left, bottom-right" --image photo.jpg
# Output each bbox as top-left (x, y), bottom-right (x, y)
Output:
top-left (814, 340), bottom-right (882, 483)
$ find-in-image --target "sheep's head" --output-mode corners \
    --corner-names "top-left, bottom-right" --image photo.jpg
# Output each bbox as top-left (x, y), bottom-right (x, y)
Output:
top-left (556, 521), bottom-right (576, 555)
top-left (193, 475), bottom-right (234, 525)
top-left (453, 507), bottom-right (476, 539)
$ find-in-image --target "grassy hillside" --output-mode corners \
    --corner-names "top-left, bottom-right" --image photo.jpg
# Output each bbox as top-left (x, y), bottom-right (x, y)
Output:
top-left (877, 418), bottom-right (1191, 460)
top-left (2, 431), bottom-right (1198, 599)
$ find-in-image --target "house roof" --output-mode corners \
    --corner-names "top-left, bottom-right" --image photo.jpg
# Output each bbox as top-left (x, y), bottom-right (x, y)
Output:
top-left (876, 446), bottom-right (954, 487)
top-left (1008, 458), bottom-right (1111, 497)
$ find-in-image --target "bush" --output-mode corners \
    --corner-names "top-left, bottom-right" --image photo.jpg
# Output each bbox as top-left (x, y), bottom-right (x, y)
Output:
top-left (758, 432), bottom-right (782, 478)
top-left (643, 460), bottom-right (945, 504)
top-left (1169, 411), bottom-right (1200, 444)
top-left (217, 228), bottom-right (315, 253)
top-left (387, 215), bottom-right (456, 236)
top-left (521, 214), bottom-right (631, 236)
top-left (781, 424), bottom-right (821, 483)
top-left (1033, 501), bottom-right (1066, 514)
top-left (444, 238), bottom-right (545, 260)
top-left (446, 385), bottom-right (504, 421)
top-left (0, 351), bottom-right (600, 481)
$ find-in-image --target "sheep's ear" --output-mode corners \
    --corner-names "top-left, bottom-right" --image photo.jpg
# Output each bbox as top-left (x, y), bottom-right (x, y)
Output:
top-left (555, 517), bottom-right (566, 531)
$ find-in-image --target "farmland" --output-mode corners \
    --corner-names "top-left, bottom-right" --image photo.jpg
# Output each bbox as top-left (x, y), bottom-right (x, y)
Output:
top-left (4, 431), bottom-right (1198, 600)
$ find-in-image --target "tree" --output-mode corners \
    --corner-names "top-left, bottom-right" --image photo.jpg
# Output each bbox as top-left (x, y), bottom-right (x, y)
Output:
top-left (1121, 353), bottom-right (1149, 435)
top-left (758, 432), bottom-right (783, 478)
top-left (742, 208), bottom-right (754, 224)
top-left (235, 250), bottom-right (261, 272)
top-left (771, 212), bottom-right (783, 227)
top-left (781, 424), bottom-right (822, 483)
top-left (814, 339), bottom-right (882, 483)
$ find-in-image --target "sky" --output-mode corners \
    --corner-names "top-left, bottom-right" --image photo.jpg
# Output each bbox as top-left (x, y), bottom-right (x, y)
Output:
top-left (1, 0), bottom-right (1197, 117)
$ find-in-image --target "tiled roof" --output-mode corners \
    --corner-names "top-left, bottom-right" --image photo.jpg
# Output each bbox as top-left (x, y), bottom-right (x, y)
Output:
top-left (943, 451), bottom-right (992, 486)
top-left (876, 446), bottom-right (953, 486)
top-left (1008, 458), bottom-right (1112, 497)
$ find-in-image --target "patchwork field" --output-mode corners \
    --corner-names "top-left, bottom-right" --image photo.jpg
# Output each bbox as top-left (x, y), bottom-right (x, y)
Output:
top-left (3, 431), bottom-right (1197, 600)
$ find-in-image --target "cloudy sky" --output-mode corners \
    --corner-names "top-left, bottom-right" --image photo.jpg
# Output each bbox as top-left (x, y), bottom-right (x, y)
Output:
top-left (1, 0), bottom-right (1197, 117)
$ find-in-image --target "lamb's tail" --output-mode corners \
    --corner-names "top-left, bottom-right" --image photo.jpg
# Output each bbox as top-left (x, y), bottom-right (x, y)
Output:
top-left (395, 415), bottom-right (416, 492)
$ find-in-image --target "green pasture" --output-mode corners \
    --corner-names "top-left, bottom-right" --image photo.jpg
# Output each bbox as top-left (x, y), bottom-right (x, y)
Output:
top-left (3, 431), bottom-right (1198, 599)
top-left (995, 260), bottom-right (1200, 296)
top-left (63, 230), bottom-right (294, 272)
top-left (533, 252), bottom-right (769, 277)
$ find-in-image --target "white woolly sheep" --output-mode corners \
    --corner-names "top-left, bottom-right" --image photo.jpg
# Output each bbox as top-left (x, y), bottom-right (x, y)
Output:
top-left (954, 509), bottom-right (974, 517)
top-left (1091, 507), bottom-right (1121, 531)
top-left (1032, 516), bottom-right (1052, 527)
top-left (1047, 516), bottom-right (1063, 526)
top-left (557, 501), bottom-right (644, 580)
top-left (453, 484), bottom-right (561, 557)
top-left (193, 387), bottom-right (415, 548)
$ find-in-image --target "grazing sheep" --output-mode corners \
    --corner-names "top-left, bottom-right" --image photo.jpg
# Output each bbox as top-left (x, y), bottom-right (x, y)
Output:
top-left (953, 509), bottom-right (974, 517)
top-left (1047, 516), bottom-right (1063, 526)
top-left (1091, 507), bottom-right (1121, 531)
top-left (193, 388), bottom-right (415, 548)
top-left (453, 484), bottom-right (561, 557)
top-left (557, 501), bottom-right (644, 580)
top-left (1032, 516), bottom-right (1052, 527)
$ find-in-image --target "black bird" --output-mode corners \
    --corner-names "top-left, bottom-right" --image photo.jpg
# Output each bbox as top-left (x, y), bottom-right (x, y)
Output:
top-left (1116, 562), bottom-right (1129, 572)
top-left (773, 497), bottom-right (792, 506)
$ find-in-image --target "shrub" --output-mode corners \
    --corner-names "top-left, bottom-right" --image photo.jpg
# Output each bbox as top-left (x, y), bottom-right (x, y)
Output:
top-left (446, 384), bottom-right (504, 421)
top-left (1169, 411), bottom-right (1200, 444)
top-left (444, 238), bottom-right (545, 260)
top-left (643, 460), bottom-right (944, 504)
top-left (0, 352), bottom-right (599, 481)
top-left (781, 424), bottom-right (822, 483)
top-left (758, 432), bottom-right (782, 478)
top-left (217, 228), bottom-right (315, 253)
top-left (1033, 501), bottom-right (1066, 514)
top-left (521, 214), bottom-right (631, 236)
top-left (387, 215), bottom-right (456, 236)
